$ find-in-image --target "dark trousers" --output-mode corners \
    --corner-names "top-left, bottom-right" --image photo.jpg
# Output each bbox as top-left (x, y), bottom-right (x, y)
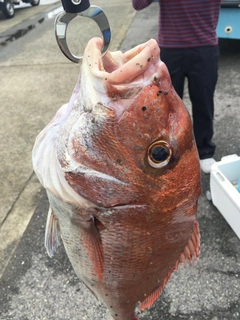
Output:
top-left (160, 46), bottom-right (220, 159)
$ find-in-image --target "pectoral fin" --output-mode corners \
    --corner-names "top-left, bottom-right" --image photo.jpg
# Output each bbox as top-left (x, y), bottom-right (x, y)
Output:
top-left (72, 213), bottom-right (104, 281)
top-left (45, 207), bottom-right (60, 258)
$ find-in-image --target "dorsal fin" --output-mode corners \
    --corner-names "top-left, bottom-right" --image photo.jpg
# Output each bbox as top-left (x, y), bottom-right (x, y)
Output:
top-left (140, 221), bottom-right (200, 311)
top-left (45, 207), bottom-right (60, 258)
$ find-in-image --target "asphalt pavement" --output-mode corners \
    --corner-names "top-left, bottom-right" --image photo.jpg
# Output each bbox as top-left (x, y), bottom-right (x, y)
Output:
top-left (0, 1), bottom-right (240, 319)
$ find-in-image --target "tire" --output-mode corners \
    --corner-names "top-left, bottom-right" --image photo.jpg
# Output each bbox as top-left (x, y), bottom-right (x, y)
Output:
top-left (30, 0), bottom-right (40, 6)
top-left (2, 0), bottom-right (15, 19)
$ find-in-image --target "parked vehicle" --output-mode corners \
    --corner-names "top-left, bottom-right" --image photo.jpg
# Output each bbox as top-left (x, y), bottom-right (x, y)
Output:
top-left (217, 0), bottom-right (240, 39)
top-left (0, 0), bottom-right (40, 19)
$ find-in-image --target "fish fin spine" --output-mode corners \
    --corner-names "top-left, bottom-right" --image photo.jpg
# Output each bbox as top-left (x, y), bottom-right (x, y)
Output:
top-left (180, 220), bottom-right (200, 267)
top-left (45, 207), bottom-right (60, 257)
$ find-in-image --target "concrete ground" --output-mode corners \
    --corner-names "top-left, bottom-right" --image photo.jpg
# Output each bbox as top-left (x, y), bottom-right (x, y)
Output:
top-left (0, 1), bottom-right (240, 320)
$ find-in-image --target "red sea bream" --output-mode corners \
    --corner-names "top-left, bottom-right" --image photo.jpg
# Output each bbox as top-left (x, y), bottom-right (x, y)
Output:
top-left (32, 38), bottom-right (201, 320)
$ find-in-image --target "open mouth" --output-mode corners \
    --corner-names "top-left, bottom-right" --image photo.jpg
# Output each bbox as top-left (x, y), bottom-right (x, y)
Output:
top-left (84, 37), bottom-right (161, 85)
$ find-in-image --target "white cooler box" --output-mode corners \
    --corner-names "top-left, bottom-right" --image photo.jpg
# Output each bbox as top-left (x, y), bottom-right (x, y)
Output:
top-left (210, 154), bottom-right (240, 239)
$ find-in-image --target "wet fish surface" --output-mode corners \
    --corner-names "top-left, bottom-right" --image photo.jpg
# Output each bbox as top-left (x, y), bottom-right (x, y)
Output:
top-left (32, 38), bottom-right (201, 320)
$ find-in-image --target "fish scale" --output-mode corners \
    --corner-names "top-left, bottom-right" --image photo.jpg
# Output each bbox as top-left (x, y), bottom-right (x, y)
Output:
top-left (32, 37), bottom-right (201, 320)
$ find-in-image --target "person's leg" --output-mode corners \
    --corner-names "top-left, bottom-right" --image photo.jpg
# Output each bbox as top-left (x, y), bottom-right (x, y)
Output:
top-left (160, 48), bottom-right (185, 99)
top-left (187, 45), bottom-right (219, 160)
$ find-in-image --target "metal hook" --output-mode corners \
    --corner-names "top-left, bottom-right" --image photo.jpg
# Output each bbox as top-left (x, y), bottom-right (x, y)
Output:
top-left (55, 5), bottom-right (111, 63)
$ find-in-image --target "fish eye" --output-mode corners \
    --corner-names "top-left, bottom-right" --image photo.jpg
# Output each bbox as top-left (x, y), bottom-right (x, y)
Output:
top-left (147, 141), bottom-right (172, 168)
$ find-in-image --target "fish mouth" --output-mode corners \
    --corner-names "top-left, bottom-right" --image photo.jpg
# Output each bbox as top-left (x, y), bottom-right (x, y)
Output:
top-left (82, 37), bottom-right (162, 101)
top-left (85, 37), bottom-right (161, 78)
top-left (78, 37), bottom-right (164, 122)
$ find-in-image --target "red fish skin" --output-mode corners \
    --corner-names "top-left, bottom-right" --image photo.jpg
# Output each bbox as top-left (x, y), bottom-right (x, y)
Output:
top-left (47, 190), bottom-right (199, 320)
top-left (57, 76), bottom-right (201, 319)
top-left (33, 38), bottom-right (201, 320)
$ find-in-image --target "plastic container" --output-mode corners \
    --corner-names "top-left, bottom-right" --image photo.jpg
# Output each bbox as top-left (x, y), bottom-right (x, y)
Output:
top-left (210, 154), bottom-right (240, 239)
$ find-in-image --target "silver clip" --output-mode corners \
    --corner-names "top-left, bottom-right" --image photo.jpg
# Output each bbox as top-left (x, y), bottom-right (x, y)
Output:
top-left (55, 5), bottom-right (111, 63)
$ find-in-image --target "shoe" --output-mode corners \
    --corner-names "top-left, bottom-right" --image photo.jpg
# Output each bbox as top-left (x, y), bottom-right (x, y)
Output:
top-left (200, 158), bottom-right (216, 174)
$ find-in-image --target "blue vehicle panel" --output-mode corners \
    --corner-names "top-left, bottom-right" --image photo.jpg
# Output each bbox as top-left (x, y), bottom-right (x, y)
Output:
top-left (217, 3), bottom-right (240, 39)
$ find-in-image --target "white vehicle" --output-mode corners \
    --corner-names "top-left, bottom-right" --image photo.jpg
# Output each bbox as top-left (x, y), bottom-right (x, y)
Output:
top-left (0, 0), bottom-right (40, 19)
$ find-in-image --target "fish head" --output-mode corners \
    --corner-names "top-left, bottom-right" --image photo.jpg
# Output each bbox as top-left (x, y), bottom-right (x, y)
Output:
top-left (50, 37), bottom-right (201, 209)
